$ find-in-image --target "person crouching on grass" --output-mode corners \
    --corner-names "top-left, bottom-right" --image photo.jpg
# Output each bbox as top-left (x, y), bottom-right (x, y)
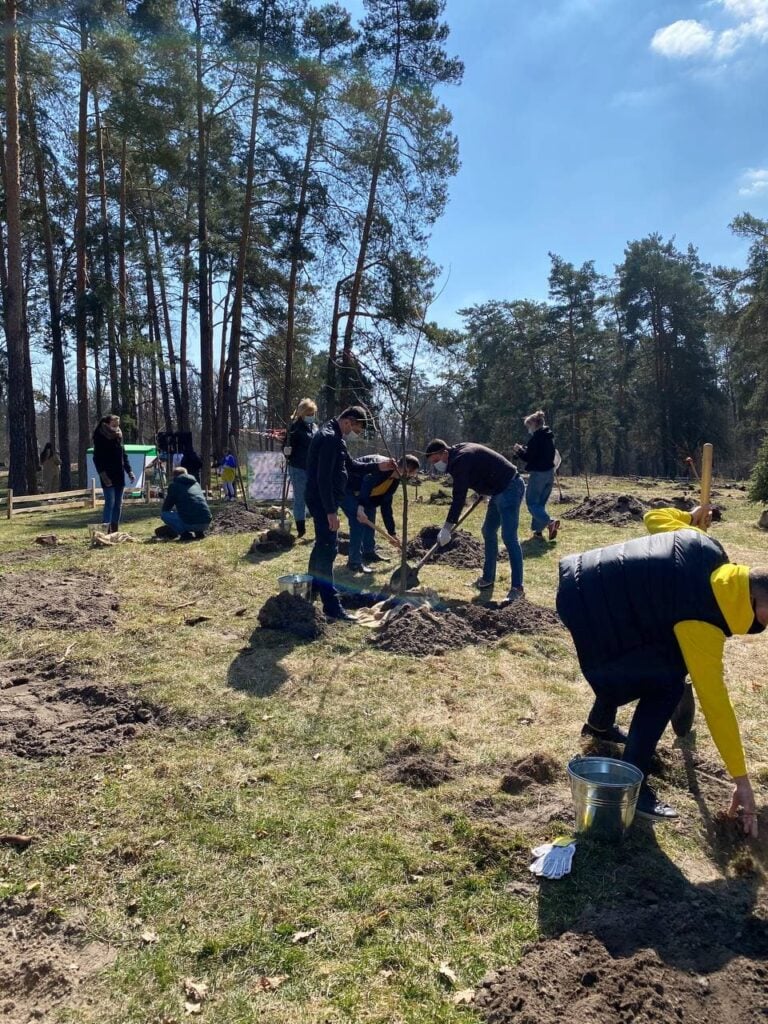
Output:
top-left (156, 466), bottom-right (213, 541)
top-left (557, 503), bottom-right (764, 833)
top-left (424, 438), bottom-right (525, 602)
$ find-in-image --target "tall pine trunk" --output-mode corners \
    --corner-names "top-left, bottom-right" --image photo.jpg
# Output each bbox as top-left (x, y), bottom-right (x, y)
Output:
top-left (194, 0), bottom-right (213, 489)
top-left (148, 189), bottom-right (182, 425)
top-left (74, 13), bottom-right (90, 484)
top-left (93, 93), bottom-right (120, 413)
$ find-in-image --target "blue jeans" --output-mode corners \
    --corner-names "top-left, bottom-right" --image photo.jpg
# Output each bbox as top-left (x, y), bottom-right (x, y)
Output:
top-left (526, 469), bottom-right (555, 533)
top-left (482, 475), bottom-right (525, 587)
top-left (341, 494), bottom-right (375, 564)
top-left (161, 510), bottom-right (208, 536)
top-left (289, 466), bottom-right (308, 521)
top-left (102, 486), bottom-right (124, 527)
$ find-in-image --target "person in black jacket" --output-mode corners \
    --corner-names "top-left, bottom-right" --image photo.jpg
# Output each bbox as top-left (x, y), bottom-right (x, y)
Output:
top-left (305, 407), bottom-right (393, 620)
top-left (513, 410), bottom-right (559, 541)
top-left (343, 454), bottom-right (420, 571)
top-left (425, 439), bottom-right (526, 602)
top-left (92, 414), bottom-right (135, 533)
top-left (180, 443), bottom-right (203, 483)
top-left (283, 398), bottom-right (317, 538)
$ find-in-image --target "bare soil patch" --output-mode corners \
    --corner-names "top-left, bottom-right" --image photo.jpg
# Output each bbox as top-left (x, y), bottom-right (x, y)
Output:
top-left (248, 528), bottom-right (295, 554)
top-left (369, 599), bottom-right (562, 656)
top-left (0, 571), bottom-right (118, 630)
top-left (500, 753), bottom-right (560, 794)
top-left (0, 656), bottom-right (165, 759)
top-left (209, 502), bottom-right (273, 535)
top-left (257, 592), bottom-right (327, 639)
top-left (383, 739), bottom-right (458, 789)
top-left (562, 493), bottom-right (647, 527)
top-left (0, 899), bottom-right (115, 1024)
top-left (406, 525), bottom-right (490, 568)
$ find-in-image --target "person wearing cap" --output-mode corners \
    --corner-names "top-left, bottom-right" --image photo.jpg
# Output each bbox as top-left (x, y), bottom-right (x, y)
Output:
top-left (305, 407), bottom-right (394, 621)
top-left (342, 454), bottom-right (420, 573)
top-left (557, 504), bottom-right (765, 831)
top-left (424, 439), bottom-right (526, 602)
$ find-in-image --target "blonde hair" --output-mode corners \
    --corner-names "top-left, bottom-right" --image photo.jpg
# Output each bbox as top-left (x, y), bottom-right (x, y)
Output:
top-left (292, 398), bottom-right (317, 421)
top-left (523, 410), bottom-right (546, 430)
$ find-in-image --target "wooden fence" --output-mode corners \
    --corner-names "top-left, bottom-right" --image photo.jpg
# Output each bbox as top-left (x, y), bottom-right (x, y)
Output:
top-left (4, 478), bottom-right (151, 519)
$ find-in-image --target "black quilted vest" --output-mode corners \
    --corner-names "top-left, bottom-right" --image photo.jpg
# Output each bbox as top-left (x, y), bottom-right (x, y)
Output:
top-left (556, 529), bottom-right (730, 687)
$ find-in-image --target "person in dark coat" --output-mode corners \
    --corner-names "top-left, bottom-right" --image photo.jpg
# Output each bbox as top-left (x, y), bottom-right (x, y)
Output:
top-left (513, 409), bottom-right (559, 541)
top-left (157, 466), bottom-right (212, 540)
top-left (425, 439), bottom-right (525, 602)
top-left (92, 414), bottom-right (135, 533)
top-left (342, 454), bottom-right (419, 572)
top-left (180, 444), bottom-right (203, 483)
top-left (305, 406), bottom-right (393, 620)
top-left (557, 505), bottom-right (766, 830)
top-left (283, 398), bottom-right (317, 538)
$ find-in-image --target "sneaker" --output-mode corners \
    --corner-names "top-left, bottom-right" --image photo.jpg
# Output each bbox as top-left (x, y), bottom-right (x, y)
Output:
top-left (635, 786), bottom-right (679, 821)
top-left (505, 586), bottom-right (525, 603)
top-left (179, 531), bottom-right (197, 543)
top-left (154, 524), bottom-right (178, 539)
top-left (547, 519), bottom-right (560, 541)
top-left (325, 609), bottom-right (357, 623)
top-left (473, 577), bottom-right (495, 589)
top-left (581, 722), bottom-right (629, 745)
top-left (194, 531), bottom-right (206, 540)
top-left (532, 531), bottom-right (544, 540)
top-left (346, 562), bottom-right (374, 575)
top-left (364, 551), bottom-right (391, 564)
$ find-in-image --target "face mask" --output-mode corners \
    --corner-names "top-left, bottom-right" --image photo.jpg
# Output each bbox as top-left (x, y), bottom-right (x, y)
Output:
top-left (434, 460), bottom-right (448, 473)
top-left (304, 416), bottom-right (315, 424)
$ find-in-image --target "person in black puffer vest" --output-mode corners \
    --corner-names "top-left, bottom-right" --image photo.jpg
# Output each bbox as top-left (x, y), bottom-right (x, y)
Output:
top-left (283, 398), bottom-right (317, 539)
top-left (513, 409), bottom-right (559, 541)
top-left (92, 414), bottom-right (135, 533)
top-left (557, 505), bottom-right (767, 832)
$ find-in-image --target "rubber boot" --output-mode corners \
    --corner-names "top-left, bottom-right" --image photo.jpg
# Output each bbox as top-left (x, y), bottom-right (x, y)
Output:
top-left (296, 519), bottom-right (306, 538)
top-left (109, 523), bottom-right (119, 534)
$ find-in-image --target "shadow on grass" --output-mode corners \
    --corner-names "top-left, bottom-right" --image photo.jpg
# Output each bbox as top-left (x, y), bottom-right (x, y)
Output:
top-left (537, 819), bottom-right (768, 974)
top-left (520, 536), bottom-right (556, 559)
top-left (29, 503), bottom-right (162, 532)
top-left (226, 623), bottom-right (314, 699)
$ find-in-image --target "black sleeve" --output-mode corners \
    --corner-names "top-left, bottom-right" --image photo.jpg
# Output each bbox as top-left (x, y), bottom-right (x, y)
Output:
top-left (92, 437), bottom-right (105, 474)
top-left (446, 467), bottom-right (469, 525)
top-left (317, 437), bottom-right (338, 513)
top-left (516, 443), bottom-right (529, 464)
top-left (123, 448), bottom-right (133, 476)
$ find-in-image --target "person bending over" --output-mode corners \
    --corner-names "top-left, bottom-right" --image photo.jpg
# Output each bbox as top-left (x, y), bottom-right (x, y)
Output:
top-left (158, 466), bottom-right (212, 541)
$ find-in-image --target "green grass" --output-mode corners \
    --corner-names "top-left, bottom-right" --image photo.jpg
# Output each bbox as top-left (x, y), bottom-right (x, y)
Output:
top-left (1, 476), bottom-right (767, 1022)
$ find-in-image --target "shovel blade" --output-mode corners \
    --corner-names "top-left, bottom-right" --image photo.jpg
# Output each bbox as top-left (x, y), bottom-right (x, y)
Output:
top-left (390, 565), bottom-right (419, 590)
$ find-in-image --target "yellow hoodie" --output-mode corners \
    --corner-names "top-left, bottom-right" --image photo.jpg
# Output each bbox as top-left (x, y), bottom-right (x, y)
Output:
top-left (643, 507), bottom-right (752, 777)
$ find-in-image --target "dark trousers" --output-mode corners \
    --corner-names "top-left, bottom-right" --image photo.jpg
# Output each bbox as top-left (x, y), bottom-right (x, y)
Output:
top-left (306, 498), bottom-right (341, 615)
top-left (587, 675), bottom-right (685, 780)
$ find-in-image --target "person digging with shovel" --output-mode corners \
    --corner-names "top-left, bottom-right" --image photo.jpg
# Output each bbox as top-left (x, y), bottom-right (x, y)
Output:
top-left (342, 454), bottom-right (419, 573)
top-left (557, 504), bottom-right (765, 833)
top-left (424, 439), bottom-right (526, 602)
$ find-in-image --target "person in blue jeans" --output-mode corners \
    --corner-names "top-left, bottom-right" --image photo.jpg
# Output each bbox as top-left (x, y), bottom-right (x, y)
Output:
top-left (92, 414), bottom-right (135, 533)
top-left (283, 398), bottom-right (317, 538)
top-left (342, 454), bottom-right (420, 572)
top-left (513, 409), bottom-right (559, 541)
top-left (425, 439), bottom-right (526, 602)
top-left (158, 467), bottom-right (212, 540)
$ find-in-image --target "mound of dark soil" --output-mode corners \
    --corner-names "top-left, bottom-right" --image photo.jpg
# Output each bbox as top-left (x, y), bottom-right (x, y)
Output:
top-left (648, 495), bottom-right (695, 511)
top-left (370, 599), bottom-right (562, 655)
top-left (209, 503), bottom-right (273, 535)
top-left (0, 572), bottom-right (118, 630)
top-left (0, 656), bottom-right (164, 758)
top-left (249, 528), bottom-right (295, 554)
top-left (562, 493), bottom-right (647, 526)
top-left (257, 591), bottom-right (327, 639)
top-left (406, 525), bottom-right (490, 568)
top-left (383, 739), bottom-right (458, 789)
top-left (428, 488), bottom-right (453, 505)
top-left (472, 930), bottom-right (766, 1024)
top-left (500, 753), bottom-right (559, 794)
top-left (0, 899), bottom-right (115, 1024)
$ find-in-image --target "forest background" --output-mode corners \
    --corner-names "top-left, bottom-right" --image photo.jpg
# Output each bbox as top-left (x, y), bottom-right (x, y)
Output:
top-left (2, 0), bottom-right (768, 494)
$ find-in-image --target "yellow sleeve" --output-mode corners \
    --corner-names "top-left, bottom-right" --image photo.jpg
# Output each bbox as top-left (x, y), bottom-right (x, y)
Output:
top-left (643, 507), bottom-right (694, 534)
top-left (673, 620), bottom-right (747, 778)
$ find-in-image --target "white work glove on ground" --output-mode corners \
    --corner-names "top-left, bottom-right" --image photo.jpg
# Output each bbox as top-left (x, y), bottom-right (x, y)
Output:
top-left (529, 838), bottom-right (576, 879)
top-left (437, 524), bottom-right (452, 547)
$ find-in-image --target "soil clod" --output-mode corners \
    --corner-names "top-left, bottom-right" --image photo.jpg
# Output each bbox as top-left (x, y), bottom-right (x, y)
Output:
top-left (383, 739), bottom-right (458, 789)
top-left (500, 753), bottom-right (559, 794)
top-left (249, 528), bottom-right (295, 554)
top-left (257, 591), bottom-right (327, 639)
top-left (209, 503), bottom-right (273, 535)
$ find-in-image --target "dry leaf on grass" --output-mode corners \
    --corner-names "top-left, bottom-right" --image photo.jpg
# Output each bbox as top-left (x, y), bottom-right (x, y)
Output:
top-left (253, 975), bottom-right (288, 992)
top-left (141, 929), bottom-right (160, 944)
top-left (0, 834), bottom-right (33, 850)
top-left (183, 1002), bottom-right (202, 1015)
top-left (438, 962), bottom-right (457, 986)
top-left (453, 988), bottom-right (474, 1005)
top-left (291, 927), bottom-right (318, 944)
top-left (182, 978), bottom-right (209, 1003)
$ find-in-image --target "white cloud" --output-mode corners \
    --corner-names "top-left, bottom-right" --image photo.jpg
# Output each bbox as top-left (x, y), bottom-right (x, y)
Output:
top-left (739, 168), bottom-right (768, 196)
top-left (651, 20), bottom-right (715, 58)
top-left (652, 0), bottom-right (768, 61)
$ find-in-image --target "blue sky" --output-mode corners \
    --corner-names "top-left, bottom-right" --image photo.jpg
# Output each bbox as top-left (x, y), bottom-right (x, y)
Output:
top-left (393, 0), bottom-right (768, 326)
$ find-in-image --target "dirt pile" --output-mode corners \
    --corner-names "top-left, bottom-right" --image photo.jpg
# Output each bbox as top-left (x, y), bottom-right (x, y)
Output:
top-left (249, 528), bottom-right (295, 554)
top-left (406, 525), bottom-right (489, 568)
top-left (0, 899), bottom-right (115, 1024)
top-left (563, 493), bottom-right (647, 527)
top-left (0, 656), bottom-right (164, 759)
top-left (209, 503), bottom-right (273, 535)
top-left (428, 488), bottom-right (453, 505)
top-left (383, 739), bottom-right (458, 789)
top-left (370, 599), bottom-right (562, 655)
top-left (472, 931), bottom-right (766, 1024)
top-left (0, 572), bottom-right (118, 630)
top-left (257, 591), bottom-right (327, 639)
top-left (500, 753), bottom-right (559, 794)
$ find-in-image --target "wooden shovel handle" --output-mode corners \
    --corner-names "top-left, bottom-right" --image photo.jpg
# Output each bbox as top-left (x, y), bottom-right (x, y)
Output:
top-left (700, 443), bottom-right (713, 531)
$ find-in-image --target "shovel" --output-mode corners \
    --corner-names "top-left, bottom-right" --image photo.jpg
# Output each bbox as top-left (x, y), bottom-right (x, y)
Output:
top-left (390, 495), bottom-right (484, 591)
top-left (358, 513), bottom-right (402, 551)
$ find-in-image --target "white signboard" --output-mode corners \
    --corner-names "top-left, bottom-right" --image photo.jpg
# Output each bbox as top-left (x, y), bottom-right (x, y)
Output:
top-left (248, 451), bottom-right (291, 501)
top-left (86, 452), bottom-right (152, 491)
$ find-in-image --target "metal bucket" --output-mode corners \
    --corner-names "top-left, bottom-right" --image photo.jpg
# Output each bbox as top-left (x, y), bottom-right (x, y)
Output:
top-left (277, 573), bottom-right (313, 600)
top-left (567, 756), bottom-right (643, 840)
